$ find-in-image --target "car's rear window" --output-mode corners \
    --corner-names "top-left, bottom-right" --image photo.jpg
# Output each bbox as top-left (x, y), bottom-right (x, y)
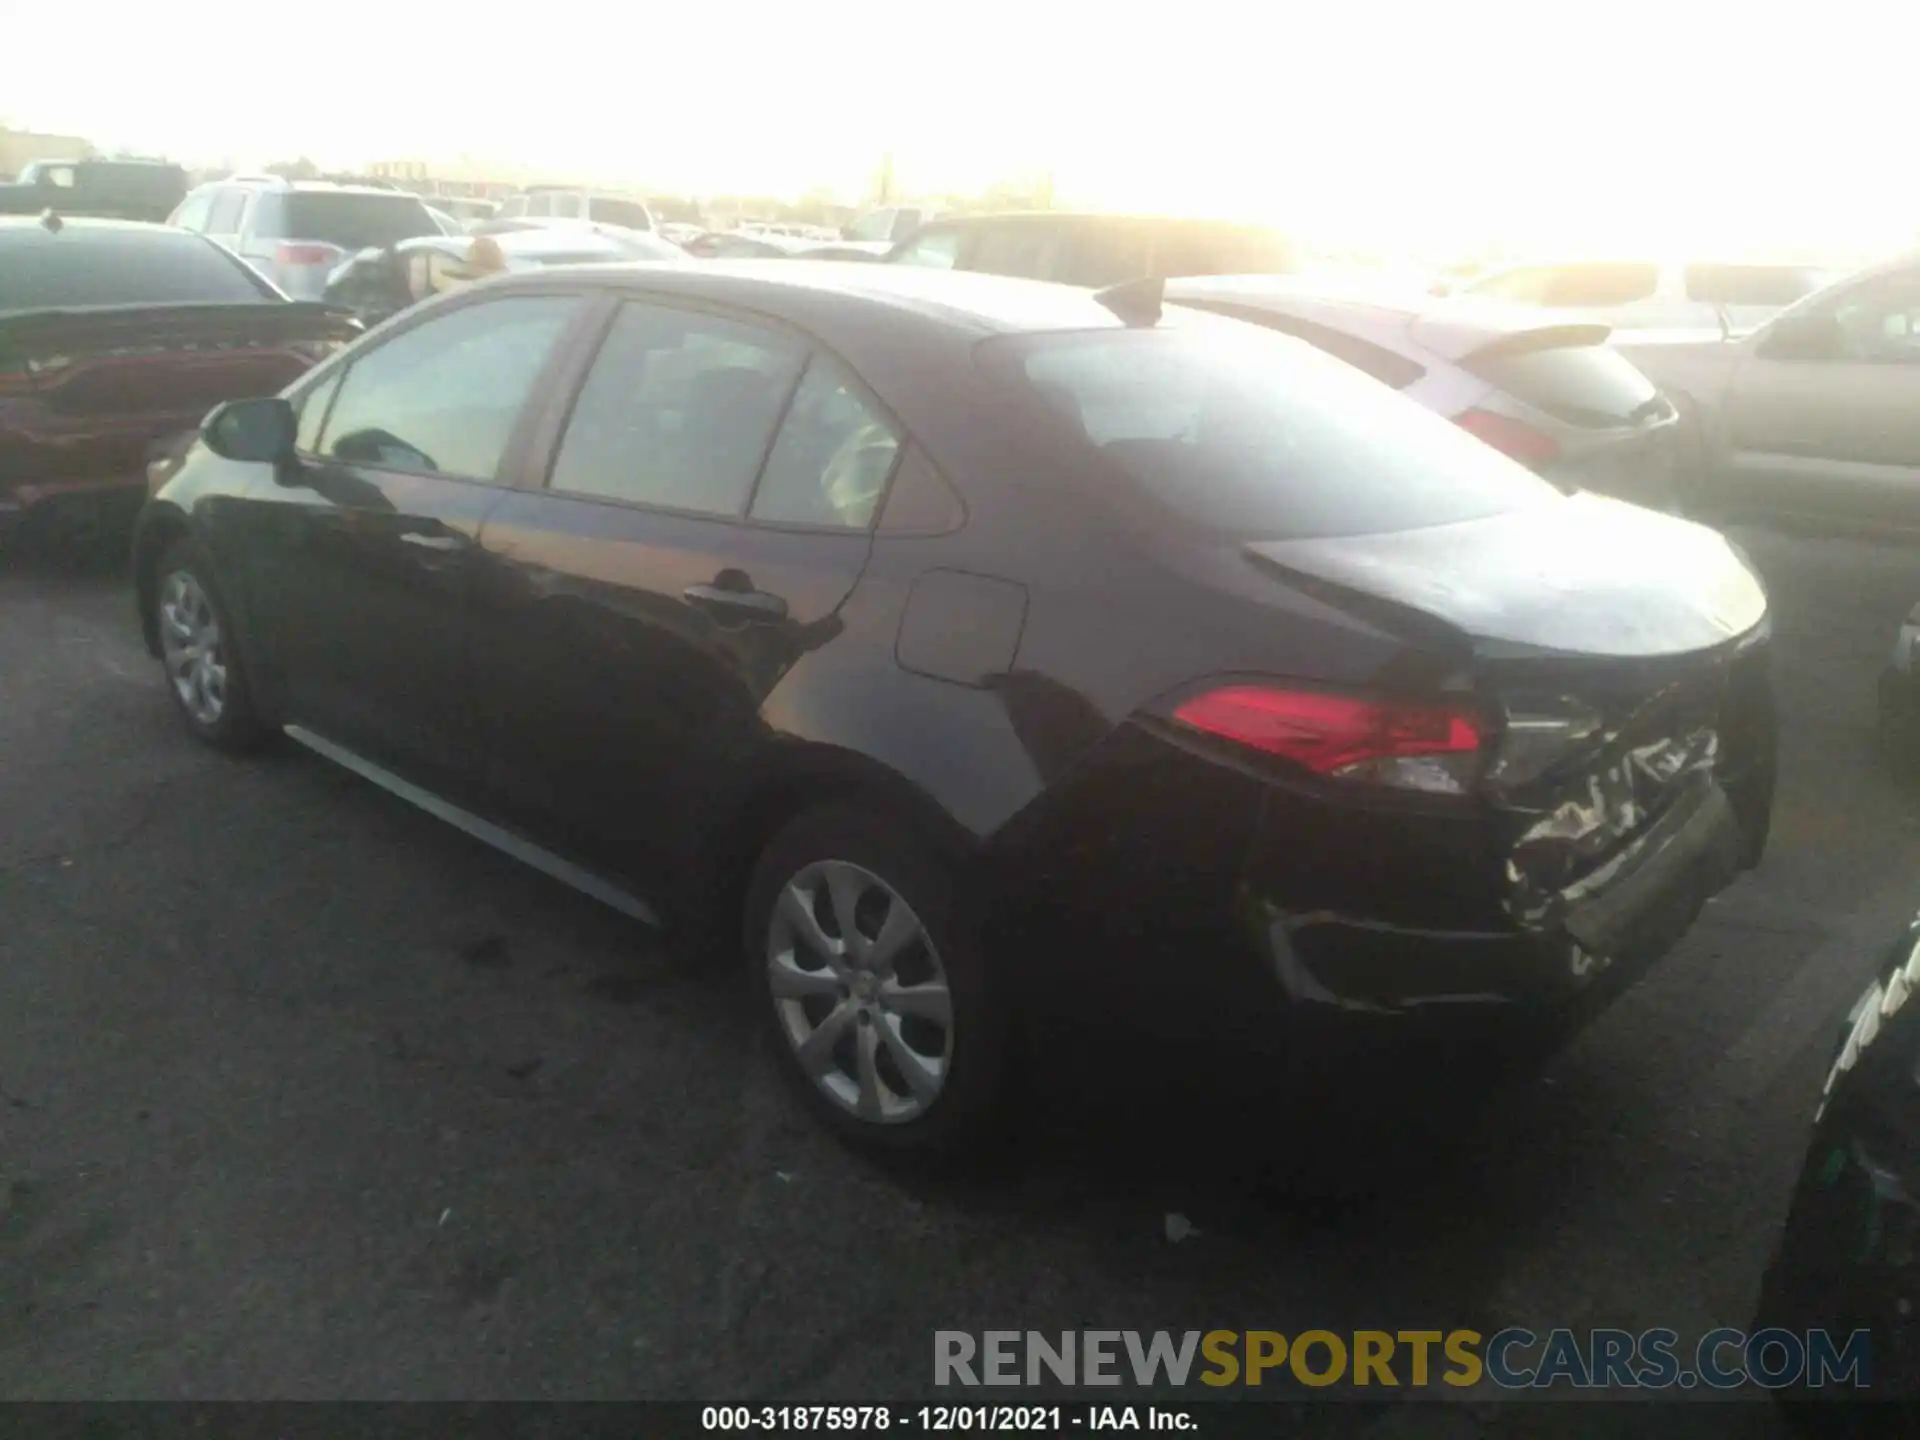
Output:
top-left (981, 321), bottom-right (1561, 541)
top-left (266, 193), bottom-right (437, 251)
top-left (0, 226), bottom-right (273, 311)
top-left (1464, 341), bottom-right (1660, 427)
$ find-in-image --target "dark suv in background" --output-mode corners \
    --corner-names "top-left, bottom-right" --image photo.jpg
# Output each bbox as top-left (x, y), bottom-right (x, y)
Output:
top-left (886, 211), bottom-right (1299, 288)
top-left (0, 158), bottom-right (188, 223)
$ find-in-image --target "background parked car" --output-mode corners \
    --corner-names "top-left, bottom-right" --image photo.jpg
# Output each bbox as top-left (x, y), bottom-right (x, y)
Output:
top-left (0, 215), bottom-right (354, 550)
top-left (427, 195), bottom-right (499, 226)
top-left (469, 215), bottom-right (685, 260)
top-left (1167, 275), bottom-right (1683, 510)
top-left (1619, 254), bottom-right (1920, 532)
top-left (134, 265), bottom-right (1773, 1154)
top-left (322, 228), bottom-right (681, 325)
top-left (682, 229), bottom-right (808, 259)
top-left (0, 158), bottom-right (188, 223)
top-left (887, 211), bottom-right (1299, 287)
top-left (170, 178), bottom-right (442, 300)
top-left (1450, 258), bottom-right (1833, 339)
top-left (495, 188), bottom-right (657, 232)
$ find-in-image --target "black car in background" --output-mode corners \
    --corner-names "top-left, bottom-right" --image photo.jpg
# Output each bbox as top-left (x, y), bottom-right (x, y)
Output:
top-left (133, 263), bottom-right (1775, 1153)
top-left (0, 216), bottom-right (354, 549)
top-left (887, 211), bottom-right (1299, 288)
top-left (0, 158), bottom-right (189, 223)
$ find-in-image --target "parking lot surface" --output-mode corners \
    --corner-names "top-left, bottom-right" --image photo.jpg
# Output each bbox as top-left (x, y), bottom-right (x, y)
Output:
top-left (4, 527), bottom-right (1918, 1430)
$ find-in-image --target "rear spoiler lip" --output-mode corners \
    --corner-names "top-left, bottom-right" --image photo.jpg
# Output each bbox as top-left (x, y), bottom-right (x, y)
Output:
top-left (1459, 322), bottom-right (1614, 365)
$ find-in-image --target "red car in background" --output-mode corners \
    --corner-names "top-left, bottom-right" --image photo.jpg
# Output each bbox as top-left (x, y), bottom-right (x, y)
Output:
top-left (0, 214), bottom-right (356, 551)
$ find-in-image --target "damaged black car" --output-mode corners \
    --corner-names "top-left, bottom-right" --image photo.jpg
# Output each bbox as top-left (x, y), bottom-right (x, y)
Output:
top-left (132, 265), bottom-right (1776, 1153)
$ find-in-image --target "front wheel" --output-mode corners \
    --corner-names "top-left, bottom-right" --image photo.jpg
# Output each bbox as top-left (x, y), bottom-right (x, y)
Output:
top-left (153, 539), bottom-right (268, 752)
top-left (743, 805), bottom-right (1010, 1157)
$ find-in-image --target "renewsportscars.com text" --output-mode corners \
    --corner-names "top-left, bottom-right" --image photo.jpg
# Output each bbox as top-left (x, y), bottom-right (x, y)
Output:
top-left (933, 1328), bottom-right (1872, 1391)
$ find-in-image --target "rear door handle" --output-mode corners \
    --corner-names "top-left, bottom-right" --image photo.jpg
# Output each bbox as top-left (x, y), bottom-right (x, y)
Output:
top-left (683, 582), bottom-right (789, 621)
top-left (400, 532), bottom-right (468, 553)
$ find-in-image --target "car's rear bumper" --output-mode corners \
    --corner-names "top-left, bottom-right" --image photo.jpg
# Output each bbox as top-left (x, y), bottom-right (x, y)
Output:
top-left (1256, 776), bottom-right (1741, 1018)
top-left (993, 708), bottom-right (1764, 1071)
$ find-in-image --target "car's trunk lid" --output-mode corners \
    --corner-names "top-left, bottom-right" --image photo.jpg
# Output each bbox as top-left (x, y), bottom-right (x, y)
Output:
top-left (1245, 493), bottom-right (1772, 937)
top-left (0, 301), bottom-right (356, 493)
top-left (1242, 492), bottom-right (1765, 661)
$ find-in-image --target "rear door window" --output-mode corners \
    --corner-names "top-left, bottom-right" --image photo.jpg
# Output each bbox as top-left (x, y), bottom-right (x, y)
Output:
top-left (1463, 340), bottom-right (1661, 426)
top-left (749, 358), bottom-right (901, 528)
top-left (268, 193), bottom-right (437, 250)
top-left (980, 320), bottom-right (1559, 540)
top-left (547, 301), bottom-right (807, 515)
top-left (1539, 263), bottom-right (1659, 308)
top-left (205, 189), bottom-right (247, 234)
top-left (171, 192), bottom-right (214, 231)
top-left (318, 294), bottom-right (581, 479)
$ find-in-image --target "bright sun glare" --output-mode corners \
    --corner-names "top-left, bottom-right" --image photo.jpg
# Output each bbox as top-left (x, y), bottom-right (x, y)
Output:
top-left (6, 0), bottom-right (1914, 261)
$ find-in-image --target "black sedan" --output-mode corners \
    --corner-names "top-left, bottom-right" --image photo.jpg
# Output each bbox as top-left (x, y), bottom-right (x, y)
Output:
top-left (132, 263), bottom-right (1778, 1153)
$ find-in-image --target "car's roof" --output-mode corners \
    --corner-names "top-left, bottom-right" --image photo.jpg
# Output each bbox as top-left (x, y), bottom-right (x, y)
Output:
top-left (489, 259), bottom-right (1136, 337)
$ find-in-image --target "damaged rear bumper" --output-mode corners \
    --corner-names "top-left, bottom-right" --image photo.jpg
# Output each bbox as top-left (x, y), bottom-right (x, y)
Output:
top-left (1247, 775), bottom-right (1744, 1018)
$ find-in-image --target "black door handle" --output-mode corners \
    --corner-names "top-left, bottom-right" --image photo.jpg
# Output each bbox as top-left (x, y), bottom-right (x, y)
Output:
top-left (683, 582), bottom-right (789, 621)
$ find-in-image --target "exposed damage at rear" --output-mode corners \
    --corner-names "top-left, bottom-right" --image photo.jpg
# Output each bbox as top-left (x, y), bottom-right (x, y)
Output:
top-left (1233, 494), bottom-right (1774, 1017)
top-left (1482, 633), bottom-right (1766, 948)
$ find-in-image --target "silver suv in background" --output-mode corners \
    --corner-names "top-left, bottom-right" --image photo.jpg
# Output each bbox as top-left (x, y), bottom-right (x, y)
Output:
top-left (169, 179), bottom-right (440, 299)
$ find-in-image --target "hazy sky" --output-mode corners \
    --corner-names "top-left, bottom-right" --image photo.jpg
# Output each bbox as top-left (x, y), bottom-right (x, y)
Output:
top-left (8, 0), bottom-right (1914, 255)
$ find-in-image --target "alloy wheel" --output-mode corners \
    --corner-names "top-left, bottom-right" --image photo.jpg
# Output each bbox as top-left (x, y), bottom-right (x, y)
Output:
top-left (158, 570), bottom-right (227, 727)
top-left (766, 859), bottom-right (954, 1124)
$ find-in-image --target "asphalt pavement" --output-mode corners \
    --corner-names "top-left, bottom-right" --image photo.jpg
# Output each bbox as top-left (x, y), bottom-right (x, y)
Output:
top-left (3, 525), bottom-right (1919, 1431)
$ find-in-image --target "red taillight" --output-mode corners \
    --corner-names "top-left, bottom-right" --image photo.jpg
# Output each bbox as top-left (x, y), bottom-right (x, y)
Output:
top-left (277, 243), bottom-right (337, 267)
top-left (1455, 408), bottom-right (1561, 469)
top-left (1172, 685), bottom-right (1483, 794)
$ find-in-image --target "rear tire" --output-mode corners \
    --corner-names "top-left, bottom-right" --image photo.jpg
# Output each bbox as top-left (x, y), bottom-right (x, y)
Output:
top-left (743, 804), bottom-right (1010, 1158)
top-left (152, 538), bottom-right (269, 753)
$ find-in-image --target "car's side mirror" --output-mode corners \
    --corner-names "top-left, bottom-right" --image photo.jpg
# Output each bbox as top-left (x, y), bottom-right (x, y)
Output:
top-left (202, 396), bottom-right (297, 466)
top-left (1759, 310), bottom-right (1844, 362)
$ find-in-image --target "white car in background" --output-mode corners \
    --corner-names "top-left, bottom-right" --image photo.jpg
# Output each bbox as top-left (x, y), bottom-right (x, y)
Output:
top-left (1167, 275), bottom-right (1684, 510)
top-left (1448, 259), bottom-right (1834, 340)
